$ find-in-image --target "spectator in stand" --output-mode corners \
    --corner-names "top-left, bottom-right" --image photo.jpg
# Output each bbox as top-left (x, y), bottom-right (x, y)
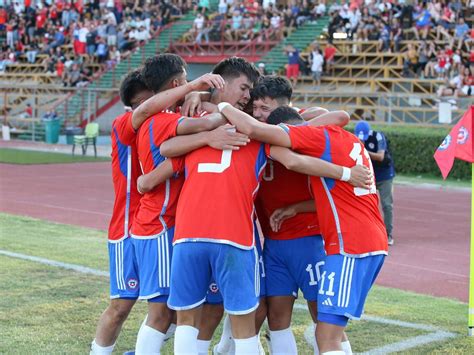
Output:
top-left (314, 1), bottom-right (326, 18)
top-left (0, 6), bottom-right (7, 31)
top-left (257, 62), bottom-right (268, 75)
top-left (435, 48), bottom-right (450, 79)
top-left (413, 3), bottom-right (431, 41)
top-left (285, 44), bottom-right (300, 87)
top-left (459, 67), bottom-right (474, 97)
top-left (323, 40), bottom-right (336, 74)
top-left (391, 17), bottom-right (403, 52)
top-left (95, 38), bottom-right (108, 64)
top-left (378, 21), bottom-right (391, 52)
top-left (452, 17), bottom-right (470, 50)
top-left (310, 43), bottom-right (324, 87)
top-left (437, 70), bottom-right (463, 97)
top-left (418, 42), bottom-right (429, 78)
top-left (436, 4), bottom-right (455, 40)
top-left (403, 43), bottom-right (419, 77)
top-left (424, 41), bottom-right (438, 78)
top-left (218, 0), bottom-right (228, 15)
top-left (25, 39), bottom-right (39, 64)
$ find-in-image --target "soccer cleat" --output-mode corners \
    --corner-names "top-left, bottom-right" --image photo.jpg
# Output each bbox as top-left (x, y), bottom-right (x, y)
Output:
top-left (388, 236), bottom-right (394, 246)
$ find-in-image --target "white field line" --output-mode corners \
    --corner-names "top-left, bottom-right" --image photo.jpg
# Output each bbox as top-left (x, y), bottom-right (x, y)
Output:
top-left (293, 303), bottom-right (457, 354)
top-left (1, 249), bottom-right (458, 353)
top-left (0, 249), bottom-right (108, 277)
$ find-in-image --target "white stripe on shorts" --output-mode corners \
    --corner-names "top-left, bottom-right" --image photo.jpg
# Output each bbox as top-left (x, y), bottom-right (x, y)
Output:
top-left (345, 258), bottom-right (355, 308)
top-left (337, 256), bottom-right (347, 307)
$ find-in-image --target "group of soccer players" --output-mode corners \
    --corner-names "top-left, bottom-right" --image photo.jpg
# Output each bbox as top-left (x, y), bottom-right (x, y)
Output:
top-left (89, 54), bottom-right (388, 355)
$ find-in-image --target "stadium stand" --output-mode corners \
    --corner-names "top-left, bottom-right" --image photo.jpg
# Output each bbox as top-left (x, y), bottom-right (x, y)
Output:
top-left (1, 0), bottom-right (474, 142)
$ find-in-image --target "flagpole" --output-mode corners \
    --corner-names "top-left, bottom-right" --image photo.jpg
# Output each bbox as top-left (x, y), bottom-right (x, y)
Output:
top-left (470, 162), bottom-right (474, 336)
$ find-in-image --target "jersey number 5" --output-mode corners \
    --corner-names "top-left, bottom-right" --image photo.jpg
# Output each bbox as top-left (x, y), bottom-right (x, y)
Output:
top-left (349, 143), bottom-right (376, 196)
top-left (198, 150), bottom-right (233, 173)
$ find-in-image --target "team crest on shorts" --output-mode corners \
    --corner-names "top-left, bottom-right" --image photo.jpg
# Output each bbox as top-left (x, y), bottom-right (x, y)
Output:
top-left (127, 279), bottom-right (138, 289)
top-left (438, 134), bottom-right (451, 151)
top-left (209, 283), bottom-right (219, 293)
top-left (457, 126), bottom-right (468, 145)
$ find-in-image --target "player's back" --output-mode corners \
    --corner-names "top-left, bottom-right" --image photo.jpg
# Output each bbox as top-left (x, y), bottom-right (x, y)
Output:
top-left (256, 161), bottom-right (320, 240)
top-left (288, 124), bottom-right (388, 257)
top-left (175, 141), bottom-right (267, 249)
top-left (132, 112), bottom-right (184, 237)
top-left (109, 112), bottom-right (141, 241)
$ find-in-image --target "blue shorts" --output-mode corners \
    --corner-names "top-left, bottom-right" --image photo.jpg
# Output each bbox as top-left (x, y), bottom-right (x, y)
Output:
top-left (317, 254), bottom-right (385, 326)
top-left (168, 242), bottom-right (260, 315)
top-left (131, 227), bottom-right (174, 302)
top-left (264, 235), bottom-right (326, 301)
top-left (205, 224), bottom-right (266, 303)
top-left (108, 237), bottom-right (139, 299)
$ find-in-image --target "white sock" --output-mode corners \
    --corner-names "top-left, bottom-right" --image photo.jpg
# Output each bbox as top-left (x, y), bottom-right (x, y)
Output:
top-left (341, 341), bottom-right (352, 354)
top-left (197, 339), bottom-right (211, 355)
top-left (216, 314), bottom-right (233, 352)
top-left (174, 325), bottom-right (199, 354)
top-left (269, 328), bottom-right (297, 354)
top-left (90, 340), bottom-right (115, 355)
top-left (234, 335), bottom-right (258, 354)
top-left (165, 323), bottom-right (177, 341)
top-left (135, 325), bottom-right (166, 355)
top-left (321, 352), bottom-right (345, 355)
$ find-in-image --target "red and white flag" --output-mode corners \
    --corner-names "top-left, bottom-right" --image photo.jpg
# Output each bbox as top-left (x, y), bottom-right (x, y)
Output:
top-left (434, 106), bottom-right (474, 179)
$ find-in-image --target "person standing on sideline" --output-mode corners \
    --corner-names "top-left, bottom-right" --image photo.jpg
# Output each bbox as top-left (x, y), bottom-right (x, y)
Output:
top-left (355, 121), bottom-right (395, 245)
top-left (284, 44), bottom-right (300, 87)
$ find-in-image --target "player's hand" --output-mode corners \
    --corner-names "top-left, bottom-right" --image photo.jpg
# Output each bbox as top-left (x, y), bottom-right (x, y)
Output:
top-left (269, 206), bottom-right (297, 232)
top-left (182, 92), bottom-right (203, 117)
top-left (348, 165), bottom-right (373, 189)
top-left (207, 123), bottom-right (250, 151)
top-left (189, 73), bottom-right (225, 92)
top-left (137, 175), bottom-right (146, 195)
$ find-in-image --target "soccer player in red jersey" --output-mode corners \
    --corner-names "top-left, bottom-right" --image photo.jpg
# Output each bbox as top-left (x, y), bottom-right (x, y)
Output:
top-left (250, 76), bottom-right (353, 354)
top-left (129, 54), bottom-right (231, 354)
top-left (218, 103), bottom-right (388, 354)
top-left (90, 69), bottom-right (153, 355)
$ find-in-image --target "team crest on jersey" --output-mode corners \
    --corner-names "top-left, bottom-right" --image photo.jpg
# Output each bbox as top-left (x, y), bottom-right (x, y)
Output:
top-left (127, 279), bottom-right (138, 289)
top-left (209, 283), bottom-right (219, 293)
top-left (438, 135), bottom-right (451, 151)
top-left (368, 142), bottom-right (375, 150)
top-left (457, 126), bottom-right (468, 145)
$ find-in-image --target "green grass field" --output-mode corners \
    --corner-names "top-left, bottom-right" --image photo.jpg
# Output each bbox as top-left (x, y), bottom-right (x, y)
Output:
top-left (0, 148), bottom-right (110, 164)
top-left (1, 213), bottom-right (473, 354)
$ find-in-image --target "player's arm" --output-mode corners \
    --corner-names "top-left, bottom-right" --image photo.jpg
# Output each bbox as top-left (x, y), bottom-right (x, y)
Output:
top-left (269, 146), bottom-right (373, 188)
top-left (175, 112), bottom-right (227, 135)
top-left (137, 159), bottom-right (180, 194)
top-left (299, 106), bottom-right (329, 120)
top-left (368, 150), bottom-right (385, 161)
top-left (218, 102), bottom-right (292, 147)
top-left (132, 73), bottom-right (225, 129)
top-left (269, 200), bottom-right (315, 233)
top-left (307, 110), bottom-right (350, 127)
top-left (160, 124), bottom-right (249, 157)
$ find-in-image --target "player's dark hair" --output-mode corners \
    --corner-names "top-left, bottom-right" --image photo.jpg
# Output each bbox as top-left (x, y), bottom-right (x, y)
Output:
top-left (212, 56), bottom-right (261, 85)
top-left (267, 106), bottom-right (304, 125)
top-left (119, 69), bottom-right (149, 107)
top-left (251, 76), bottom-right (292, 103)
top-left (141, 54), bottom-right (187, 93)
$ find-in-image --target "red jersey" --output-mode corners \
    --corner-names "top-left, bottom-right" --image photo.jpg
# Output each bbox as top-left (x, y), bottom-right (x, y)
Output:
top-left (285, 124), bottom-right (388, 257)
top-left (173, 141), bottom-right (267, 249)
top-left (324, 46), bottom-right (336, 61)
top-left (256, 159), bottom-right (320, 240)
top-left (131, 112), bottom-right (184, 238)
top-left (108, 112), bottom-right (141, 241)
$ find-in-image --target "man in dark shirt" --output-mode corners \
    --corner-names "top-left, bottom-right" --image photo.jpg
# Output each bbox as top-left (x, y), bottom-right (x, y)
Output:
top-left (355, 121), bottom-right (395, 245)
